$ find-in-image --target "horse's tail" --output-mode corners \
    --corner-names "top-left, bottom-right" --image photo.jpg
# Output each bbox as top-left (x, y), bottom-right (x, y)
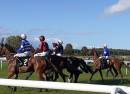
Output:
top-left (80, 60), bottom-right (93, 74)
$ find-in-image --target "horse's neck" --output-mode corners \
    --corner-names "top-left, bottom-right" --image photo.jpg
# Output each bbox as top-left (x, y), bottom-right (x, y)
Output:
top-left (93, 51), bottom-right (99, 60)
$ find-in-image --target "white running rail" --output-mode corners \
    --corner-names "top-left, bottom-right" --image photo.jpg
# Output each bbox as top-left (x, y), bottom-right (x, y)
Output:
top-left (0, 57), bottom-right (6, 70)
top-left (0, 78), bottom-right (130, 94)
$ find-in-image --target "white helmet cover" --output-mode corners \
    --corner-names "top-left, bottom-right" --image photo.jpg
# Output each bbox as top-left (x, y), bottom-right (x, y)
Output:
top-left (21, 34), bottom-right (27, 39)
top-left (58, 40), bottom-right (63, 44)
top-left (103, 44), bottom-right (107, 47)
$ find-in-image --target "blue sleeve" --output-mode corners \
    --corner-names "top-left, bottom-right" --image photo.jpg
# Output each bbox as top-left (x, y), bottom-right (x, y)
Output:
top-left (107, 49), bottom-right (110, 56)
top-left (19, 40), bottom-right (25, 52)
top-left (21, 40), bottom-right (24, 48)
top-left (17, 48), bottom-right (23, 53)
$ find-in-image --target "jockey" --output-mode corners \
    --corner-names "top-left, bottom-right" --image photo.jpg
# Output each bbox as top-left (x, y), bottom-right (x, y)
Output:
top-left (52, 40), bottom-right (63, 56)
top-left (34, 35), bottom-right (49, 58)
top-left (101, 44), bottom-right (110, 65)
top-left (57, 40), bottom-right (64, 56)
top-left (103, 44), bottom-right (110, 59)
top-left (14, 34), bottom-right (31, 66)
top-left (52, 41), bottom-right (58, 55)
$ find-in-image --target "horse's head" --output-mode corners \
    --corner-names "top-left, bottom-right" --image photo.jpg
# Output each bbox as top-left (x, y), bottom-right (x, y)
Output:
top-left (0, 44), bottom-right (16, 61)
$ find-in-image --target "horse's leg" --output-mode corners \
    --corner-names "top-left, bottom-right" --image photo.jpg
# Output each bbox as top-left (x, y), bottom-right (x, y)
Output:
top-left (8, 72), bottom-right (15, 90)
top-left (68, 72), bottom-right (73, 83)
top-left (25, 72), bottom-right (33, 80)
top-left (36, 71), bottom-right (47, 92)
top-left (53, 72), bottom-right (59, 81)
top-left (109, 68), bottom-right (114, 79)
top-left (74, 73), bottom-right (80, 83)
top-left (106, 69), bottom-right (109, 77)
top-left (118, 68), bottom-right (123, 83)
top-left (59, 71), bottom-right (66, 82)
top-left (8, 72), bottom-right (15, 79)
top-left (89, 69), bottom-right (98, 81)
top-left (106, 67), bottom-right (115, 79)
top-left (13, 65), bottom-right (19, 92)
top-left (99, 69), bottom-right (104, 81)
top-left (112, 65), bottom-right (118, 77)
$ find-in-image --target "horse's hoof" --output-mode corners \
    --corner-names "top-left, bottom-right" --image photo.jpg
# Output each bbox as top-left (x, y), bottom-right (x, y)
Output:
top-left (67, 78), bottom-right (71, 83)
top-left (39, 89), bottom-right (42, 92)
top-left (13, 87), bottom-right (17, 92)
top-left (45, 89), bottom-right (48, 92)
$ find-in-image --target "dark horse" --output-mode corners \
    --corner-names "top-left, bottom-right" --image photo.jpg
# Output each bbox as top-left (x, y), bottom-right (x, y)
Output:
top-left (50, 55), bottom-right (93, 83)
top-left (65, 56), bottom-right (93, 83)
top-left (90, 48), bottom-right (125, 82)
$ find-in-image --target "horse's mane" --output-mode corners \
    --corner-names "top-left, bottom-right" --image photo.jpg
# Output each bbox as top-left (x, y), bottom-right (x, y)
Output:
top-left (92, 48), bottom-right (99, 57)
top-left (4, 43), bottom-right (16, 53)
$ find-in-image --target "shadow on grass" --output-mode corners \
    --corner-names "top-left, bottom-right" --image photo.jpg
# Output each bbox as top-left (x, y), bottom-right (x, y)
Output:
top-left (79, 79), bottom-right (130, 85)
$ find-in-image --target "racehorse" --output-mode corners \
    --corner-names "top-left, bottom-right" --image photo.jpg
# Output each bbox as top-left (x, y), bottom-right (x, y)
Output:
top-left (66, 56), bottom-right (93, 83)
top-left (90, 48), bottom-right (125, 82)
top-left (50, 55), bottom-right (93, 83)
top-left (0, 44), bottom-right (53, 91)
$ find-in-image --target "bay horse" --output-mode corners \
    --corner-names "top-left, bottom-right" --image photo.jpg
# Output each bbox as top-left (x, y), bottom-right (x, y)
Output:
top-left (0, 44), bottom-right (53, 91)
top-left (90, 48), bottom-right (125, 82)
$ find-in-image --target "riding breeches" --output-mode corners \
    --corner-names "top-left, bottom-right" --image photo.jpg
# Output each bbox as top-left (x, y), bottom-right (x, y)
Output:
top-left (14, 52), bottom-right (30, 57)
top-left (34, 51), bottom-right (49, 57)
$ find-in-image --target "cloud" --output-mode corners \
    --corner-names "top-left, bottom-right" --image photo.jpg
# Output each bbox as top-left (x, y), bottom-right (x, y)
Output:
top-left (105, 0), bottom-right (130, 15)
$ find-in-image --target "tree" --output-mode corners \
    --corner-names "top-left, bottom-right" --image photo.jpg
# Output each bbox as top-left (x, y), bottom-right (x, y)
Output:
top-left (0, 37), bottom-right (4, 48)
top-left (81, 46), bottom-right (88, 56)
top-left (64, 43), bottom-right (73, 55)
top-left (6, 36), bottom-right (21, 52)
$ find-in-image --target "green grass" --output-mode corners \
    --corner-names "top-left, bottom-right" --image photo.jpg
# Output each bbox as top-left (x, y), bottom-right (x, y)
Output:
top-left (0, 63), bottom-right (130, 94)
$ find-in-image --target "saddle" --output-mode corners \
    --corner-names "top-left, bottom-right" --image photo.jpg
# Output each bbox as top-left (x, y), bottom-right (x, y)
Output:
top-left (101, 58), bottom-right (109, 68)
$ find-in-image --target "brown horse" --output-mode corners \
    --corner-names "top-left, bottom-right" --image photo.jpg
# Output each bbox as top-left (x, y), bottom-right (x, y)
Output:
top-left (90, 48), bottom-right (125, 82)
top-left (0, 44), bottom-right (53, 91)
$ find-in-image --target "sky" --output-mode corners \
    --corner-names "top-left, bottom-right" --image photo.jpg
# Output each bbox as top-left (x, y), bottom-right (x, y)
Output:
top-left (0, 0), bottom-right (130, 49)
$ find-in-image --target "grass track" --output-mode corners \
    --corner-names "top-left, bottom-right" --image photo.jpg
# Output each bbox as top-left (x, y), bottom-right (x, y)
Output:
top-left (0, 63), bottom-right (130, 94)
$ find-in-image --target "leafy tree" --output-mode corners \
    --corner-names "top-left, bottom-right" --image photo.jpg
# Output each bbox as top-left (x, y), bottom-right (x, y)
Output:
top-left (6, 36), bottom-right (21, 52)
top-left (64, 43), bottom-right (73, 55)
top-left (81, 46), bottom-right (88, 56)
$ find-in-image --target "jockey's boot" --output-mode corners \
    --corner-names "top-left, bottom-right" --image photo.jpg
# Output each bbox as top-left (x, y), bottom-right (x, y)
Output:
top-left (17, 57), bottom-right (23, 66)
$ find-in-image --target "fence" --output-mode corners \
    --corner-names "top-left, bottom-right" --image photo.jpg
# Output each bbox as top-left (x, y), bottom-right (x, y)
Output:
top-left (0, 57), bottom-right (6, 70)
top-left (0, 57), bottom-right (130, 75)
top-left (0, 78), bottom-right (130, 94)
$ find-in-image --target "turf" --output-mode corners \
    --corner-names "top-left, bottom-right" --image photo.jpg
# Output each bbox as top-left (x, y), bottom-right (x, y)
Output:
top-left (0, 63), bottom-right (130, 94)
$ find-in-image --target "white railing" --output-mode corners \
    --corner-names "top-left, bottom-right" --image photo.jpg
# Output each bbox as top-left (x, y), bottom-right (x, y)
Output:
top-left (0, 78), bottom-right (130, 94)
top-left (0, 57), bottom-right (6, 70)
top-left (0, 57), bottom-right (130, 75)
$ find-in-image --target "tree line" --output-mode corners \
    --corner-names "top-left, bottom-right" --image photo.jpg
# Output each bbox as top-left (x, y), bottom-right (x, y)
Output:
top-left (1, 36), bottom-right (130, 56)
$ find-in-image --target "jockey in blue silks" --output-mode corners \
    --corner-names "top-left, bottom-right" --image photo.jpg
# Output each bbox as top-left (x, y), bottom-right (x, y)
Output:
top-left (103, 44), bottom-right (110, 59)
top-left (99, 44), bottom-right (110, 65)
top-left (14, 34), bottom-right (31, 66)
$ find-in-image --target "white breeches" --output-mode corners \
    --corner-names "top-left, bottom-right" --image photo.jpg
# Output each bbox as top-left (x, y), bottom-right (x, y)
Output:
top-left (14, 52), bottom-right (30, 57)
top-left (99, 56), bottom-right (109, 59)
top-left (56, 53), bottom-right (62, 56)
top-left (34, 52), bottom-right (49, 57)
